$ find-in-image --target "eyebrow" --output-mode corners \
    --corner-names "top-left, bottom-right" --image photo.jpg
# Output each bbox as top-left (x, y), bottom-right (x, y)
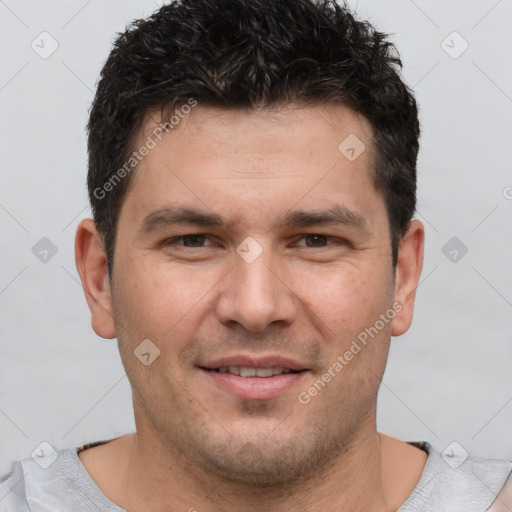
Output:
top-left (139, 203), bottom-right (369, 235)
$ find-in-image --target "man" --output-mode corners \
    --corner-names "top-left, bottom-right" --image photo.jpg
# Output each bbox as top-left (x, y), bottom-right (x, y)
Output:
top-left (1, 0), bottom-right (511, 510)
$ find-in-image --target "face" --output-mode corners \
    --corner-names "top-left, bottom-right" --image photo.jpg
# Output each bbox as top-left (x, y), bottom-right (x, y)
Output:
top-left (78, 102), bottom-right (424, 487)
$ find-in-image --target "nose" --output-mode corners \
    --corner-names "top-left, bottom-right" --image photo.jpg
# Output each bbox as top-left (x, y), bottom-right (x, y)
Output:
top-left (215, 244), bottom-right (297, 332)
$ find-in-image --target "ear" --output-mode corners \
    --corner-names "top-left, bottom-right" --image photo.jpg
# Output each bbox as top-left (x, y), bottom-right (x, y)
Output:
top-left (391, 219), bottom-right (425, 337)
top-left (75, 218), bottom-right (116, 339)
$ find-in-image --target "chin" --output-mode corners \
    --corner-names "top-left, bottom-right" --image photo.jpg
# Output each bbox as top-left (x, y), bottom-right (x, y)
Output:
top-left (183, 425), bottom-right (346, 489)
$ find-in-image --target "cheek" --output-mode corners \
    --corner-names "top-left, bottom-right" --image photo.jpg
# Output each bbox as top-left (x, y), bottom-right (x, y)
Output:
top-left (298, 263), bottom-right (389, 336)
top-left (298, 262), bottom-right (394, 396)
top-left (114, 257), bottom-right (189, 333)
top-left (112, 256), bottom-right (225, 365)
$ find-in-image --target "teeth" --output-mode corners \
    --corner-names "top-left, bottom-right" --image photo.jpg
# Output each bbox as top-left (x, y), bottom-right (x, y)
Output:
top-left (216, 366), bottom-right (294, 377)
top-left (240, 367), bottom-right (256, 377)
top-left (228, 366), bottom-right (240, 375)
top-left (255, 368), bottom-right (273, 378)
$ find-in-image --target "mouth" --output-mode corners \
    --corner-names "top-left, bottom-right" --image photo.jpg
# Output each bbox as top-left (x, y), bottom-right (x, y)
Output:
top-left (207, 366), bottom-right (299, 377)
top-left (199, 356), bottom-right (309, 400)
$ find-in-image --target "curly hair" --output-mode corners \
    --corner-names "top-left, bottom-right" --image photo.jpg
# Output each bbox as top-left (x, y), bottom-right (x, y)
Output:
top-left (87, 0), bottom-right (420, 276)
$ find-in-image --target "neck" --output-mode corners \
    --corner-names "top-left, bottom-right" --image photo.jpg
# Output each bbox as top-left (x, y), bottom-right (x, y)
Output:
top-left (119, 412), bottom-right (392, 512)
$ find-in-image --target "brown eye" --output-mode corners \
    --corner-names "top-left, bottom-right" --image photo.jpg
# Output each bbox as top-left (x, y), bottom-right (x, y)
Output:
top-left (304, 234), bottom-right (328, 247)
top-left (164, 234), bottom-right (214, 248)
top-left (294, 234), bottom-right (344, 248)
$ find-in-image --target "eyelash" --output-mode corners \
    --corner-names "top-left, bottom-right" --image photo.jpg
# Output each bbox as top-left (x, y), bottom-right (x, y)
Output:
top-left (162, 233), bottom-right (346, 249)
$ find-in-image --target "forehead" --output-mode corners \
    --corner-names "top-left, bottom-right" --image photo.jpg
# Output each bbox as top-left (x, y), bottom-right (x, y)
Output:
top-left (120, 102), bottom-right (384, 235)
top-left (139, 102), bottom-right (374, 162)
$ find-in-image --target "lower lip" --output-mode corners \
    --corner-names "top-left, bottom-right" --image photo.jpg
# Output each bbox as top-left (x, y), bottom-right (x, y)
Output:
top-left (202, 369), bottom-right (308, 400)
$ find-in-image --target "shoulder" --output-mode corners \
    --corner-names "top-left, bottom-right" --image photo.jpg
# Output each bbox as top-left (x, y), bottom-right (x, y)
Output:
top-left (400, 441), bottom-right (512, 512)
top-left (0, 437), bottom-right (125, 512)
top-left (0, 460), bottom-right (29, 511)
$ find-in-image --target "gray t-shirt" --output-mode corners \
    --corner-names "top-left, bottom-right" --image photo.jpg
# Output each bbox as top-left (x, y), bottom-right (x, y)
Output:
top-left (1, 439), bottom-right (511, 511)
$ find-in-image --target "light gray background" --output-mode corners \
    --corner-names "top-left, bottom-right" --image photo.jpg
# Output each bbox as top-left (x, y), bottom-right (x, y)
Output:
top-left (1, 0), bottom-right (511, 474)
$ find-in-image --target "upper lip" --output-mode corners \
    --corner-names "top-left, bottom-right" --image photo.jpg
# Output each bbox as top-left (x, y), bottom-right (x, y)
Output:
top-left (200, 354), bottom-right (308, 371)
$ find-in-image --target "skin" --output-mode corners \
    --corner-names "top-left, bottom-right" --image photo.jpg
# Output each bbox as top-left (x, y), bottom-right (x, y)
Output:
top-left (75, 102), bottom-right (426, 512)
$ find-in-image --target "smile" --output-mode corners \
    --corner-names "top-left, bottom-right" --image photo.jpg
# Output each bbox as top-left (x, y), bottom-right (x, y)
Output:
top-left (201, 366), bottom-right (307, 400)
top-left (213, 366), bottom-right (296, 377)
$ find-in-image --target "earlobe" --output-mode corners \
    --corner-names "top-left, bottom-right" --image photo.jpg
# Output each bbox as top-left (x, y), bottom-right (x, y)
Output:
top-left (74, 219), bottom-right (116, 339)
top-left (391, 219), bottom-right (425, 337)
